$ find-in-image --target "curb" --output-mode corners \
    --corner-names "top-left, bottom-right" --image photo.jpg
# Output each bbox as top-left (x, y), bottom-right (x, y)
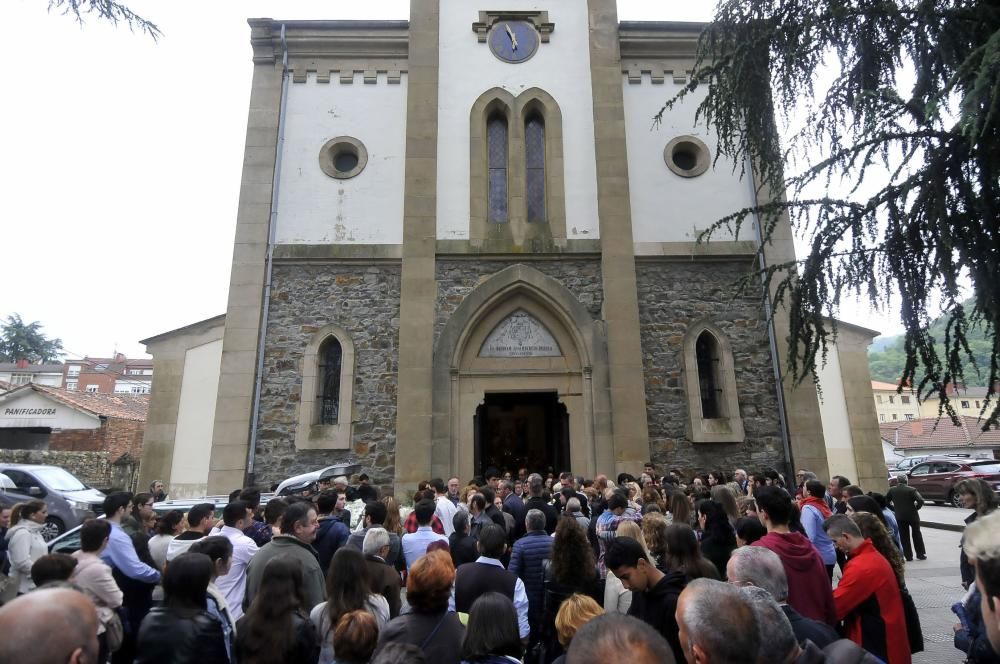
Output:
top-left (922, 521), bottom-right (964, 533)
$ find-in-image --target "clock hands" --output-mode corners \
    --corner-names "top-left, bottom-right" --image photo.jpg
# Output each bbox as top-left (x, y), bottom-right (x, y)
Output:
top-left (504, 23), bottom-right (518, 51)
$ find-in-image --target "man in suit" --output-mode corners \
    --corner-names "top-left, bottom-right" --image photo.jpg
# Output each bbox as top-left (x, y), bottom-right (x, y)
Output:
top-left (886, 473), bottom-right (926, 561)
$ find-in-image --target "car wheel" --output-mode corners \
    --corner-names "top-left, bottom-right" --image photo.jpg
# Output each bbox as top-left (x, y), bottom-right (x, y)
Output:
top-left (950, 490), bottom-right (962, 509)
top-left (42, 516), bottom-right (65, 541)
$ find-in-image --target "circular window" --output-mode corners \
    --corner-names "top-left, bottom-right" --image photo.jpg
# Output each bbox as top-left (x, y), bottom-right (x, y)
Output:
top-left (663, 135), bottom-right (710, 178)
top-left (319, 136), bottom-right (368, 179)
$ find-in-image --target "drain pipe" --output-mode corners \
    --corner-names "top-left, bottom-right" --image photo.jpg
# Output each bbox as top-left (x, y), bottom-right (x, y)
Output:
top-left (746, 155), bottom-right (795, 482)
top-left (246, 23), bottom-right (290, 487)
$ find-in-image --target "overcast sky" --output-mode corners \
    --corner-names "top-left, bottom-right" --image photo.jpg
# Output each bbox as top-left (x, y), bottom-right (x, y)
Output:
top-left (2, 0), bottom-right (901, 362)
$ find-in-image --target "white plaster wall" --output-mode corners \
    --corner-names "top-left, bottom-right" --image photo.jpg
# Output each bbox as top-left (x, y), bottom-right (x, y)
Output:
top-left (0, 372), bottom-right (63, 387)
top-left (437, 1), bottom-right (600, 239)
top-left (623, 78), bottom-right (754, 244)
top-left (275, 73), bottom-right (408, 244)
top-left (815, 343), bottom-right (858, 478)
top-left (0, 391), bottom-right (100, 429)
top-left (169, 339), bottom-right (222, 494)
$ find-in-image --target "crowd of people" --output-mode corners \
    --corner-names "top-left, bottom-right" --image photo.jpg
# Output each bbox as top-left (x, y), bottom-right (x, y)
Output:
top-left (0, 464), bottom-right (999, 664)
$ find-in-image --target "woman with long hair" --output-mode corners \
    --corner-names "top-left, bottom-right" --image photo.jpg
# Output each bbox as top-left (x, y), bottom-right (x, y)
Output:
top-left (956, 478), bottom-right (999, 589)
top-left (378, 550), bottom-right (465, 664)
top-left (236, 556), bottom-right (320, 664)
top-left (460, 592), bottom-right (523, 664)
top-left (543, 515), bottom-right (602, 660)
top-left (135, 552), bottom-right (229, 664)
top-left (669, 491), bottom-right (691, 528)
top-left (311, 547), bottom-right (389, 664)
top-left (849, 512), bottom-right (905, 591)
top-left (697, 500), bottom-right (737, 579)
top-left (710, 485), bottom-right (740, 525)
top-left (662, 524), bottom-right (720, 581)
top-left (148, 509), bottom-right (185, 570)
top-left (4, 499), bottom-right (48, 596)
top-left (641, 511), bottom-right (669, 564)
top-left (381, 496), bottom-right (404, 536)
top-left (640, 486), bottom-right (665, 515)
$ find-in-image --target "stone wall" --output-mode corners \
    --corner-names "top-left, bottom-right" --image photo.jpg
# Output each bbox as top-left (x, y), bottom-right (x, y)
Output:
top-left (255, 263), bottom-right (402, 492)
top-left (435, 259), bottom-right (604, 344)
top-left (636, 260), bottom-right (786, 475)
top-left (0, 449), bottom-right (112, 489)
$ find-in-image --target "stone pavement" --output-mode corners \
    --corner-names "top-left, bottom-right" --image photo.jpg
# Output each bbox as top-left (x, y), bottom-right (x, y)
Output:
top-left (903, 525), bottom-right (968, 663)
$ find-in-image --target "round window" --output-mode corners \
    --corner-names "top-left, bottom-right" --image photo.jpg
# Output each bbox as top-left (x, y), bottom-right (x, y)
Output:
top-left (319, 136), bottom-right (368, 179)
top-left (663, 135), bottom-right (710, 178)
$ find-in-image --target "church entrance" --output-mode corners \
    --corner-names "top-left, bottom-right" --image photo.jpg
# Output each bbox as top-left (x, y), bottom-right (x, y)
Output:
top-left (474, 392), bottom-right (569, 477)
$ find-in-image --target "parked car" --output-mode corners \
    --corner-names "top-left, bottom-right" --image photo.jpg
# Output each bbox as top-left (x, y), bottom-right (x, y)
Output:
top-left (0, 464), bottom-right (105, 537)
top-left (893, 457), bottom-right (1000, 507)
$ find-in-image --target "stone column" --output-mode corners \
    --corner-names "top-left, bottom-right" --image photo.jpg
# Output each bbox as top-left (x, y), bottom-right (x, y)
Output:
top-left (393, 0), bottom-right (440, 497)
top-left (207, 20), bottom-right (282, 494)
top-left (587, 0), bottom-right (651, 474)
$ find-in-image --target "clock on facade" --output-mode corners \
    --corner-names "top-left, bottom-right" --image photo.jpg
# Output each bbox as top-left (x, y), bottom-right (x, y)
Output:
top-left (488, 20), bottom-right (539, 63)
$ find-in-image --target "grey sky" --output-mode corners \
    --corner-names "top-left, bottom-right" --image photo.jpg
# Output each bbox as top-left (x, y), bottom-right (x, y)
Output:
top-left (2, 0), bottom-right (898, 361)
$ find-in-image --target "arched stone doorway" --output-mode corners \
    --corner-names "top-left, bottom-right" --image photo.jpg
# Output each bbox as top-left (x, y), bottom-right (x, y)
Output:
top-left (432, 265), bottom-right (613, 481)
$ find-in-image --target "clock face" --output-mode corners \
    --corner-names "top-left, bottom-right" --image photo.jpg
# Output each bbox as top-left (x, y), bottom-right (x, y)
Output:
top-left (488, 20), bottom-right (539, 63)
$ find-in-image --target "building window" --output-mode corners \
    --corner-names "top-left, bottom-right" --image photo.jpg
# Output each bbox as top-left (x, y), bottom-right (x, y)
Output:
top-left (10, 373), bottom-right (31, 386)
top-left (876, 395), bottom-right (883, 404)
top-left (94, 364), bottom-right (108, 371)
top-left (683, 324), bottom-right (745, 443)
top-left (892, 413), bottom-right (898, 420)
top-left (961, 400), bottom-right (971, 409)
top-left (695, 332), bottom-right (722, 419)
top-left (128, 369), bottom-right (142, 376)
top-left (525, 113), bottom-right (546, 222)
top-left (318, 337), bottom-right (343, 425)
top-left (66, 380), bottom-right (77, 391)
top-left (879, 414), bottom-right (885, 422)
top-left (131, 385), bottom-right (149, 394)
top-left (296, 325), bottom-right (356, 450)
top-left (85, 385), bottom-right (99, 393)
top-left (888, 395), bottom-right (895, 404)
top-left (976, 400), bottom-right (981, 408)
top-left (142, 369), bottom-right (153, 375)
top-left (67, 366), bottom-right (81, 377)
top-left (901, 395), bottom-right (910, 404)
top-left (904, 414), bottom-right (914, 420)
top-left (487, 113), bottom-right (509, 223)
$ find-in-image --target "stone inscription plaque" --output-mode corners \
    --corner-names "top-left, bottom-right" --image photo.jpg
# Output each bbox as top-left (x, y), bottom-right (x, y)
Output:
top-left (480, 310), bottom-right (561, 357)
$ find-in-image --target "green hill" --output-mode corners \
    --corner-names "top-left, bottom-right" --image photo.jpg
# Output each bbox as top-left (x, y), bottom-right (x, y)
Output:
top-left (868, 303), bottom-right (994, 386)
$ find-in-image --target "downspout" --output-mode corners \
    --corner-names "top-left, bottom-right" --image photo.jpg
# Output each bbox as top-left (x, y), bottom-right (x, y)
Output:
top-left (746, 155), bottom-right (795, 481)
top-left (247, 23), bottom-right (290, 487)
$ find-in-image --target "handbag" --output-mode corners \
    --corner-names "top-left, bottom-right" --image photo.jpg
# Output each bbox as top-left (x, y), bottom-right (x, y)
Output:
top-left (103, 608), bottom-right (125, 653)
top-left (900, 586), bottom-right (924, 653)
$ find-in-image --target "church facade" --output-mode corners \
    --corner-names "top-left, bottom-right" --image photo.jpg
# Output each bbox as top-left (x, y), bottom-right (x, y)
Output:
top-left (204, 0), bottom-right (831, 496)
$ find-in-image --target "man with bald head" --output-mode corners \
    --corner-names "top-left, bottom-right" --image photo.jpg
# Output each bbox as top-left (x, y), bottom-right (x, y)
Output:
top-left (0, 587), bottom-right (98, 664)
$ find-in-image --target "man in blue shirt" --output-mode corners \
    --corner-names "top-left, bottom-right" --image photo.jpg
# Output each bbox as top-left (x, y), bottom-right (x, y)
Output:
top-left (101, 492), bottom-right (159, 584)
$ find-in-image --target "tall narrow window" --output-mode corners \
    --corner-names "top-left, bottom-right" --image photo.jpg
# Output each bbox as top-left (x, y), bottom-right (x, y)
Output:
top-left (525, 113), bottom-right (546, 222)
top-left (696, 332), bottom-right (722, 418)
top-left (318, 337), bottom-right (343, 424)
top-left (487, 113), bottom-right (508, 222)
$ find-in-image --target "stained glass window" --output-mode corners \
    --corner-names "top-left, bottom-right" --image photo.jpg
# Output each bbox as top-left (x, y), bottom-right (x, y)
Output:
top-left (525, 114), bottom-right (546, 222)
top-left (488, 114), bottom-right (508, 223)
top-left (318, 337), bottom-right (343, 424)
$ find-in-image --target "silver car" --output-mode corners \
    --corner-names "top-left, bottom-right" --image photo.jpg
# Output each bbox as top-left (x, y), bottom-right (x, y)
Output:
top-left (0, 464), bottom-right (105, 538)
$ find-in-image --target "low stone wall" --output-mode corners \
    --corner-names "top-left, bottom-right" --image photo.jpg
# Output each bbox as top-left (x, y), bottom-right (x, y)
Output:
top-left (0, 449), bottom-right (114, 489)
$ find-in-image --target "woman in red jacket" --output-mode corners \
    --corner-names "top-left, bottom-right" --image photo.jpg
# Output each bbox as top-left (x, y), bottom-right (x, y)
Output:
top-left (824, 514), bottom-right (911, 664)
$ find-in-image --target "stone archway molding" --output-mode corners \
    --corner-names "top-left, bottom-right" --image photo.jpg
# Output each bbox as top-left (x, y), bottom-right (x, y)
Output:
top-left (430, 264), bottom-right (613, 480)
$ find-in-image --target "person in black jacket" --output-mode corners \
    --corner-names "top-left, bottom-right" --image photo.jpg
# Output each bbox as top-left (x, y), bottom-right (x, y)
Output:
top-left (605, 536), bottom-right (688, 663)
top-left (449, 511), bottom-right (479, 569)
top-left (236, 555), bottom-right (320, 664)
top-left (135, 552), bottom-right (229, 664)
top-left (524, 474), bottom-right (560, 534)
top-left (315, 490), bottom-right (351, 575)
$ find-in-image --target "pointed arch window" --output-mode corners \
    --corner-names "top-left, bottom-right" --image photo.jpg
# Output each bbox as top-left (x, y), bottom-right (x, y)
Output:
top-left (318, 337), bottom-right (343, 424)
top-left (487, 113), bottom-right (509, 223)
top-left (696, 332), bottom-right (722, 418)
top-left (683, 324), bottom-right (745, 443)
top-left (525, 113), bottom-right (546, 222)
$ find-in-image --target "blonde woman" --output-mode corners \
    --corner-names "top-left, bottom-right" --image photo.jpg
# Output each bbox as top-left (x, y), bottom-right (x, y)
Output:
top-left (552, 593), bottom-right (604, 664)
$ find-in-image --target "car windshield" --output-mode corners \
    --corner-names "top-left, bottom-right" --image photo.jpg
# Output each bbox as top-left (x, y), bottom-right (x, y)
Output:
top-left (971, 462), bottom-right (1000, 474)
top-left (31, 467), bottom-right (87, 492)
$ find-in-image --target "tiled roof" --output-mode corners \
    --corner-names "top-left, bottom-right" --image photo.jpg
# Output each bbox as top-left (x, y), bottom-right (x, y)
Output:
top-left (0, 384), bottom-right (148, 421)
top-left (0, 363), bottom-right (64, 373)
top-left (871, 381), bottom-right (906, 391)
top-left (880, 415), bottom-right (1000, 450)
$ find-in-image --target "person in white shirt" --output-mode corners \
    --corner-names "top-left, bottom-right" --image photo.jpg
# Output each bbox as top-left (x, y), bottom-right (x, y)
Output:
top-left (147, 510), bottom-right (184, 570)
top-left (212, 500), bottom-right (258, 620)
top-left (433, 478), bottom-right (458, 537)
top-left (166, 503), bottom-right (217, 563)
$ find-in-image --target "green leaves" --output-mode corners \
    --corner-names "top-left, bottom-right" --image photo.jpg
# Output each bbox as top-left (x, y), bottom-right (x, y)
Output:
top-left (0, 314), bottom-right (64, 364)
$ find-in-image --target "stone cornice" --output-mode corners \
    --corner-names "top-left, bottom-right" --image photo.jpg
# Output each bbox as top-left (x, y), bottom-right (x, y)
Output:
top-left (247, 18), bottom-right (409, 80)
top-left (618, 21), bottom-right (706, 83)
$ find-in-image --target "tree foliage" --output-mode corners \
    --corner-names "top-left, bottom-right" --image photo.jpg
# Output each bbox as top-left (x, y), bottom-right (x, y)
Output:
top-left (0, 314), bottom-right (64, 364)
top-left (47, 0), bottom-right (160, 40)
top-left (661, 1), bottom-right (1000, 427)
